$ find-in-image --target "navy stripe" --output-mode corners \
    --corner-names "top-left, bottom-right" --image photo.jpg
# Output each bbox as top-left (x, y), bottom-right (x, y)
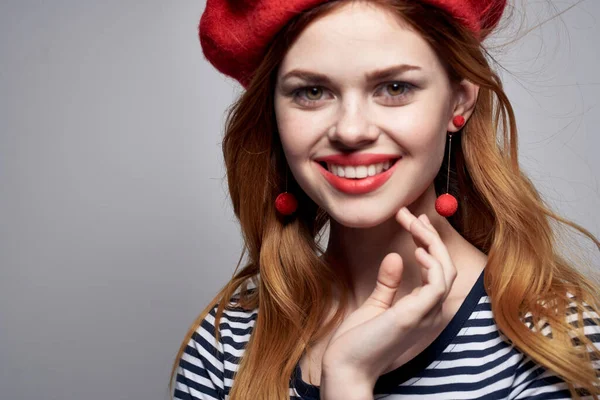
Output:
top-left (173, 388), bottom-right (200, 400)
top-left (438, 339), bottom-right (510, 361)
top-left (453, 330), bottom-right (500, 344)
top-left (462, 317), bottom-right (495, 327)
top-left (472, 302), bottom-right (492, 312)
top-left (191, 330), bottom-right (224, 362)
top-left (388, 365), bottom-right (516, 395)
top-left (479, 387), bottom-right (511, 399)
top-left (214, 322), bottom-right (254, 337)
top-left (420, 346), bottom-right (516, 378)
top-left (516, 389), bottom-right (571, 399)
top-left (174, 271), bottom-right (600, 400)
top-left (175, 372), bottom-right (223, 399)
top-left (514, 358), bottom-right (540, 378)
top-left (214, 312), bottom-right (257, 325)
top-left (209, 308), bottom-right (258, 325)
top-left (179, 355), bottom-right (223, 386)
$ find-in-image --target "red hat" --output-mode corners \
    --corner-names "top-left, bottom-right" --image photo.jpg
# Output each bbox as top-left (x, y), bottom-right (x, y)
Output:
top-left (199, 0), bottom-right (507, 88)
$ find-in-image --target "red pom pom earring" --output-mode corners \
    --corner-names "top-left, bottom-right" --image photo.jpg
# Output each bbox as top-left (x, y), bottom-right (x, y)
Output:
top-left (275, 192), bottom-right (297, 216)
top-left (435, 115), bottom-right (465, 217)
top-left (275, 167), bottom-right (297, 216)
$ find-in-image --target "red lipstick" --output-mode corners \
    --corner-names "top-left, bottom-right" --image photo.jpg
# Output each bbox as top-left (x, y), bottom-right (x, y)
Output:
top-left (314, 154), bottom-right (401, 195)
top-left (314, 153), bottom-right (400, 166)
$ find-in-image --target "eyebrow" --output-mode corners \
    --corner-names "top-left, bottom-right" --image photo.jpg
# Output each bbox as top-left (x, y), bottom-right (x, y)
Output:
top-left (280, 64), bottom-right (422, 84)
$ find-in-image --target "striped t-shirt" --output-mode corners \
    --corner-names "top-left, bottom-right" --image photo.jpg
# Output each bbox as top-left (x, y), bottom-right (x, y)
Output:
top-left (174, 269), bottom-right (600, 399)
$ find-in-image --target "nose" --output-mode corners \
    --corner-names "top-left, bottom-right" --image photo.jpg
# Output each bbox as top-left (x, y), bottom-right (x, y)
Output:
top-left (327, 97), bottom-right (379, 148)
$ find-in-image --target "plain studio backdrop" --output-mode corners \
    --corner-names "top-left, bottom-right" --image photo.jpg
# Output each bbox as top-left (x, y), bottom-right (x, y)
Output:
top-left (1, 1), bottom-right (599, 399)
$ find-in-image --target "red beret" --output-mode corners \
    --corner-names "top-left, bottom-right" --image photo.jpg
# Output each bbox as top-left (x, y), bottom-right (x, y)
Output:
top-left (199, 0), bottom-right (507, 88)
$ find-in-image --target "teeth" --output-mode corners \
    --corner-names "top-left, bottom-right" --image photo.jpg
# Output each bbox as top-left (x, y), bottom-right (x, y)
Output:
top-left (345, 166), bottom-right (356, 178)
top-left (326, 160), bottom-right (397, 179)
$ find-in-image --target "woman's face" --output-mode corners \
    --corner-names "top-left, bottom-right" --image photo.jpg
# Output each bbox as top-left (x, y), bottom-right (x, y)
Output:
top-left (274, 2), bottom-right (463, 228)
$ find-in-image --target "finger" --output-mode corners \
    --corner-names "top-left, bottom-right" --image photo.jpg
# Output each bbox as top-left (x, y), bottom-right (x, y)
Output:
top-left (413, 222), bottom-right (456, 300)
top-left (363, 253), bottom-right (404, 310)
top-left (414, 247), bottom-right (447, 307)
top-left (388, 252), bottom-right (444, 328)
top-left (397, 208), bottom-right (456, 293)
top-left (396, 209), bottom-right (443, 280)
top-left (396, 209), bottom-right (439, 244)
top-left (415, 247), bottom-right (443, 286)
top-left (395, 207), bottom-right (418, 232)
top-left (419, 214), bottom-right (436, 232)
top-left (417, 215), bottom-right (442, 248)
top-left (417, 214), bottom-right (433, 231)
top-left (418, 248), bottom-right (429, 283)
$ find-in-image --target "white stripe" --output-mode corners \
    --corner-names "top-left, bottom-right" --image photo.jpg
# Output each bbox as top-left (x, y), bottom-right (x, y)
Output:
top-left (195, 322), bottom-right (225, 355)
top-left (220, 330), bottom-right (252, 346)
top-left (434, 345), bottom-right (515, 369)
top-left (510, 379), bottom-right (569, 399)
top-left (220, 308), bottom-right (258, 318)
top-left (467, 310), bottom-right (493, 319)
top-left (175, 380), bottom-right (220, 400)
top-left (457, 324), bottom-right (498, 336)
top-left (185, 338), bottom-right (224, 377)
top-left (421, 353), bottom-right (522, 386)
top-left (206, 312), bottom-right (256, 330)
top-left (447, 335), bottom-right (505, 352)
top-left (175, 294), bottom-right (600, 399)
top-left (180, 352), bottom-right (225, 391)
top-left (509, 358), bottom-right (541, 391)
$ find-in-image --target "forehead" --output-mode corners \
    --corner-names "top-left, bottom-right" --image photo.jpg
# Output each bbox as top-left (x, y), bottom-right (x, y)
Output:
top-left (277, 2), bottom-right (442, 81)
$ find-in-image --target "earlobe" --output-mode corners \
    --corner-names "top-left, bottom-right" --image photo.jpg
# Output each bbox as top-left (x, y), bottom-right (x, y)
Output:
top-left (448, 80), bottom-right (480, 132)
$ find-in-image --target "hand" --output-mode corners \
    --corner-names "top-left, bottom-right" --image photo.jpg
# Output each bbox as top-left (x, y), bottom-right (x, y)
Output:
top-left (320, 207), bottom-right (458, 395)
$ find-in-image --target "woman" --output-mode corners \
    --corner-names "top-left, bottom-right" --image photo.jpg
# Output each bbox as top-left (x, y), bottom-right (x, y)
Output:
top-left (171, 0), bottom-right (600, 398)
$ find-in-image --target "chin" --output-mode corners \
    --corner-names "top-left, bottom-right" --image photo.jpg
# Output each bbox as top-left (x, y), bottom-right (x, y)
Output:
top-left (327, 206), bottom-right (396, 229)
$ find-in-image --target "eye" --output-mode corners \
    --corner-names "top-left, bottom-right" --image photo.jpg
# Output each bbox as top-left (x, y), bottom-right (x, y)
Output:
top-left (379, 82), bottom-right (416, 99)
top-left (305, 87), bottom-right (324, 101)
top-left (384, 82), bottom-right (411, 96)
top-left (292, 86), bottom-right (329, 105)
top-left (290, 81), bottom-right (416, 107)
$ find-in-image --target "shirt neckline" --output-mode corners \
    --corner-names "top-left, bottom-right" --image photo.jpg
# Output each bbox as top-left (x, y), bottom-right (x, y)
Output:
top-left (292, 267), bottom-right (487, 398)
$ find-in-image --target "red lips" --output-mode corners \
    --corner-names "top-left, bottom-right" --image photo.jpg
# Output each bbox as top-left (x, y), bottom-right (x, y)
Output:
top-left (314, 153), bottom-right (400, 166)
top-left (315, 154), bottom-right (401, 195)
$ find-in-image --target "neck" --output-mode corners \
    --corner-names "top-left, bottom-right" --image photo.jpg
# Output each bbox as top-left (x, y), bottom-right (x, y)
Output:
top-left (323, 184), bottom-right (479, 311)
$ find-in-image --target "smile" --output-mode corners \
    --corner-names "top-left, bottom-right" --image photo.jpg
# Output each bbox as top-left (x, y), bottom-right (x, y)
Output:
top-left (324, 160), bottom-right (395, 178)
top-left (315, 157), bottom-right (401, 194)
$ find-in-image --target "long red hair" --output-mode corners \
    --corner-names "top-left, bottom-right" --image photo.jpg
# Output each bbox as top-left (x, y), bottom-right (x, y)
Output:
top-left (171, 1), bottom-right (600, 398)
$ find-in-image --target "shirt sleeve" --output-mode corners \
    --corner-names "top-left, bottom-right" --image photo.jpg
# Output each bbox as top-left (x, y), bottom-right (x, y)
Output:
top-left (173, 305), bottom-right (226, 400)
top-left (509, 302), bottom-right (600, 399)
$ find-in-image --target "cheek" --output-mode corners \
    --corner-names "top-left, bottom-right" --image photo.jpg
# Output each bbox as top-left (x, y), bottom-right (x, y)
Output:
top-left (392, 87), bottom-right (452, 148)
top-left (276, 111), bottom-right (319, 161)
top-left (386, 109), bottom-right (447, 162)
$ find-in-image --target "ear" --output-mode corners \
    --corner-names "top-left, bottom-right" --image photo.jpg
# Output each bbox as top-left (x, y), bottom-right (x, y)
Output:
top-left (447, 79), bottom-right (479, 132)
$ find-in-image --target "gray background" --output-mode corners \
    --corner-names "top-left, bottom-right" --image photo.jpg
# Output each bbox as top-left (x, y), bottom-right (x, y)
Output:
top-left (1, 1), bottom-right (598, 399)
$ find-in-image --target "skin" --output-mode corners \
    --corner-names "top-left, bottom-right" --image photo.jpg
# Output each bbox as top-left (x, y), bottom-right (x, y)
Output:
top-left (273, 2), bottom-right (487, 398)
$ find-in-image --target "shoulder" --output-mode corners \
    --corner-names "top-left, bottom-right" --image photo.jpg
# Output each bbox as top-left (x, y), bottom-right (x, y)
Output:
top-left (509, 295), bottom-right (600, 399)
top-left (520, 294), bottom-right (600, 339)
top-left (173, 291), bottom-right (258, 400)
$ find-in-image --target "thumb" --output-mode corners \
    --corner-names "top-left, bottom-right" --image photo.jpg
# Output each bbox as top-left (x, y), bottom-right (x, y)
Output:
top-left (363, 253), bottom-right (403, 310)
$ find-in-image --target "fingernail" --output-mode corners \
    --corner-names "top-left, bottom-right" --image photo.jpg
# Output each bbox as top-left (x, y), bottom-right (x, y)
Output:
top-left (400, 207), bottom-right (409, 215)
top-left (422, 214), bottom-right (431, 224)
